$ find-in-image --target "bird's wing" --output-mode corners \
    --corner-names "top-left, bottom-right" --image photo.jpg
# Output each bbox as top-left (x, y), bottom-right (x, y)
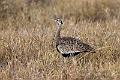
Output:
top-left (57, 37), bottom-right (95, 54)
top-left (57, 44), bottom-right (81, 54)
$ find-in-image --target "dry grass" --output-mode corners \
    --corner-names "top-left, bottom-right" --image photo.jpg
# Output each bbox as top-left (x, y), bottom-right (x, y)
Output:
top-left (0, 0), bottom-right (120, 80)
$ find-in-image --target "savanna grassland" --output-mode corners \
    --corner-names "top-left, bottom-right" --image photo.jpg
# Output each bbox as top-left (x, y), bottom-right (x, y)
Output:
top-left (0, 0), bottom-right (120, 80)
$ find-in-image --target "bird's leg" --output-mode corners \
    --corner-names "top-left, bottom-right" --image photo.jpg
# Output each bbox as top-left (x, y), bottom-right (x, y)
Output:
top-left (72, 54), bottom-right (77, 66)
top-left (63, 57), bottom-right (69, 80)
top-left (64, 57), bottom-right (66, 64)
top-left (61, 57), bottom-right (68, 80)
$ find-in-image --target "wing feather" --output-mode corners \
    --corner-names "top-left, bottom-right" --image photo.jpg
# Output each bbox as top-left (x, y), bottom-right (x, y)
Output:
top-left (56, 37), bottom-right (95, 55)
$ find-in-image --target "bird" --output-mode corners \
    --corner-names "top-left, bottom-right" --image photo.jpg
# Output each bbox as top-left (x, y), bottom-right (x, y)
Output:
top-left (52, 18), bottom-right (95, 62)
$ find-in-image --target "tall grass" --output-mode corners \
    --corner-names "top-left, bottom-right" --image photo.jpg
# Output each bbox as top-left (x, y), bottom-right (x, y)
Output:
top-left (0, 0), bottom-right (120, 80)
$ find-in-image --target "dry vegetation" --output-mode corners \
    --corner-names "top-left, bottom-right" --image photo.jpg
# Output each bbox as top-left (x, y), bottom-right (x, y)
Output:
top-left (0, 0), bottom-right (120, 80)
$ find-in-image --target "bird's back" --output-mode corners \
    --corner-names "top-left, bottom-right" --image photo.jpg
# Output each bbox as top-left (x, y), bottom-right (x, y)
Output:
top-left (56, 37), bottom-right (95, 57)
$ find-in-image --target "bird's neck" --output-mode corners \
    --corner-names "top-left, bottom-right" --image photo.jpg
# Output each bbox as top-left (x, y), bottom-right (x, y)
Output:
top-left (55, 25), bottom-right (61, 45)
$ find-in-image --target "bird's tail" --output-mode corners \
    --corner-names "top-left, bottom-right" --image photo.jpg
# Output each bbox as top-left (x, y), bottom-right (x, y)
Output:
top-left (90, 48), bottom-right (96, 53)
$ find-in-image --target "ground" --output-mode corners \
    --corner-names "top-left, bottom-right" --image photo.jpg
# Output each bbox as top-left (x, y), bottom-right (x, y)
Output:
top-left (0, 0), bottom-right (120, 80)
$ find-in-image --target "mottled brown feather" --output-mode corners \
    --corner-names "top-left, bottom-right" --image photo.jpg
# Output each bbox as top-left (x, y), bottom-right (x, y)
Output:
top-left (56, 37), bottom-right (95, 57)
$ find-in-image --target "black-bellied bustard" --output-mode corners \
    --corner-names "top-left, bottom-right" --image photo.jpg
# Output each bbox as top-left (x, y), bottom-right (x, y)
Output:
top-left (52, 18), bottom-right (95, 63)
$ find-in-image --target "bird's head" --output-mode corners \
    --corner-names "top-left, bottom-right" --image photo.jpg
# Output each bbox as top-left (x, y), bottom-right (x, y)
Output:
top-left (52, 18), bottom-right (63, 27)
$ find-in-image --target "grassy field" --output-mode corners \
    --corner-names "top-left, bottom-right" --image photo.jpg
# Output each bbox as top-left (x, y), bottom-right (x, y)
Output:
top-left (0, 0), bottom-right (120, 80)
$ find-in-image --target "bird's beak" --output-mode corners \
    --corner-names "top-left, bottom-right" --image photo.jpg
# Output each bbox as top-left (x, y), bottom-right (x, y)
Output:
top-left (51, 18), bottom-right (57, 22)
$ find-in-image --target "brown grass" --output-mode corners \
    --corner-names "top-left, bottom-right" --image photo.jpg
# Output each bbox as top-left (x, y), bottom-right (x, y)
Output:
top-left (0, 0), bottom-right (120, 80)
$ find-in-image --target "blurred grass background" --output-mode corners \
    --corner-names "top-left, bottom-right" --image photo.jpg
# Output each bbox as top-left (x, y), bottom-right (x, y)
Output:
top-left (0, 0), bottom-right (120, 80)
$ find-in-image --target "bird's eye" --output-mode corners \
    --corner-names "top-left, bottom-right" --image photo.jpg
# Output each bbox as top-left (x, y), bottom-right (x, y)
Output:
top-left (56, 19), bottom-right (59, 21)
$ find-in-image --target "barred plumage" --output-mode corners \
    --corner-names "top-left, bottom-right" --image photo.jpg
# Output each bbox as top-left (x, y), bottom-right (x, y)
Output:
top-left (52, 18), bottom-right (95, 57)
